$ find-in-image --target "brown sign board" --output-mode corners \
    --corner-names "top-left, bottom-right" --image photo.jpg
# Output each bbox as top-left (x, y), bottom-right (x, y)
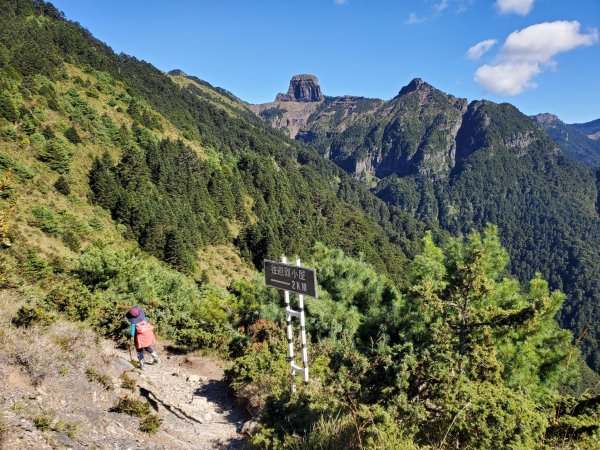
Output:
top-left (264, 260), bottom-right (318, 298)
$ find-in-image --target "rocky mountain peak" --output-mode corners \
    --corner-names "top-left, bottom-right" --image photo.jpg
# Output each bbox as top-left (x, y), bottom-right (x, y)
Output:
top-left (533, 113), bottom-right (561, 124)
top-left (275, 74), bottom-right (324, 102)
top-left (397, 78), bottom-right (433, 97)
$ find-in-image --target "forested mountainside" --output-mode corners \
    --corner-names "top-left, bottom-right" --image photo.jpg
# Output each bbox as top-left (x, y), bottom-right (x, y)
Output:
top-left (533, 113), bottom-right (600, 168)
top-left (1, 1), bottom-right (599, 448)
top-left (0, 0), bottom-right (438, 286)
top-left (571, 118), bottom-right (600, 141)
top-left (254, 75), bottom-right (600, 373)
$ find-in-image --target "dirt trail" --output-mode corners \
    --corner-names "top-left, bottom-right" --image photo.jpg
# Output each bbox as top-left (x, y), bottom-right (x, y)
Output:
top-left (103, 341), bottom-right (248, 449)
top-left (1, 329), bottom-right (248, 450)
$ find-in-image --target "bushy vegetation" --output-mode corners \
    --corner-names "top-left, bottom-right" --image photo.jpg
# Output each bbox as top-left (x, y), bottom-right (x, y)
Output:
top-left (0, 413), bottom-right (7, 445)
top-left (139, 414), bottom-right (162, 434)
top-left (111, 396), bottom-right (150, 418)
top-left (32, 412), bottom-right (78, 438)
top-left (33, 414), bottom-right (51, 431)
top-left (228, 230), bottom-right (599, 448)
top-left (120, 372), bottom-right (136, 391)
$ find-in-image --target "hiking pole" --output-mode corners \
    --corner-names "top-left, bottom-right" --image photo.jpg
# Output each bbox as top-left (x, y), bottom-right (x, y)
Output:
top-left (128, 337), bottom-right (134, 363)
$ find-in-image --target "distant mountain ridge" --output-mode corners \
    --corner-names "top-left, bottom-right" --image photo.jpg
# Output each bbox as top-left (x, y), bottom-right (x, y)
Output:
top-left (252, 75), bottom-right (600, 372)
top-left (532, 113), bottom-right (600, 168)
top-left (572, 118), bottom-right (600, 141)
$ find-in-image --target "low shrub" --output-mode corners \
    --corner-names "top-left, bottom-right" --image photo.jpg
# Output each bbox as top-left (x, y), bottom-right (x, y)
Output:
top-left (0, 412), bottom-right (7, 445)
top-left (44, 280), bottom-right (99, 322)
top-left (110, 396), bottom-right (150, 418)
top-left (12, 304), bottom-right (57, 328)
top-left (58, 420), bottom-right (78, 439)
top-left (33, 414), bottom-right (51, 431)
top-left (139, 414), bottom-right (162, 433)
top-left (31, 205), bottom-right (62, 235)
top-left (62, 230), bottom-right (80, 251)
top-left (53, 175), bottom-right (71, 195)
top-left (111, 396), bottom-right (162, 433)
top-left (64, 126), bottom-right (81, 144)
top-left (33, 413), bottom-right (78, 438)
top-left (21, 249), bottom-right (52, 280)
top-left (0, 124), bottom-right (16, 140)
top-left (86, 365), bottom-right (112, 390)
top-left (0, 152), bottom-right (34, 179)
top-left (120, 372), bottom-right (136, 391)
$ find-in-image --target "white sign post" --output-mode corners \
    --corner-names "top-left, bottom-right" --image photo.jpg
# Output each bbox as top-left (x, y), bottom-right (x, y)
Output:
top-left (264, 257), bottom-right (316, 393)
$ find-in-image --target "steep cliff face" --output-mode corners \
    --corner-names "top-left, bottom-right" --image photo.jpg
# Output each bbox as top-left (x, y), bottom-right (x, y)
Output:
top-left (294, 78), bottom-right (468, 180)
top-left (251, 77), bottom-right (571, 181)
top-left (251, 77), bottom-right (472, 179)
top-left (275, 74), bottom-right (324, 102)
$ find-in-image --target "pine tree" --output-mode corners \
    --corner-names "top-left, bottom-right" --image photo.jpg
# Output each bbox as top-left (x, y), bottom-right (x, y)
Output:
top-left (0, 91), bottom-right (19, 122)
top-left (38, 138), bottom-right (71, 173)
top-left (89, 152), bottom-right (120, 210)
top-left (53, 175), bottom-right (70, 195)
top-left (372, 225), bottom-right (577, 447)
top-left (64, 126), bottom-right (81, 144)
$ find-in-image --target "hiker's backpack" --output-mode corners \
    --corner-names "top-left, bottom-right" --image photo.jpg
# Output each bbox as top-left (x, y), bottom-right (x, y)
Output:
top-left (134, 320), bottom-right (156, 349)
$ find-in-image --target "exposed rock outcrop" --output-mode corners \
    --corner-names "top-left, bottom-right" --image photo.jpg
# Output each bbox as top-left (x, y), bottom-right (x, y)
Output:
top-left (249, 74), bottom-right (325, 138)
top-left (533, 113), bottom-right (560, 125)
top-left (275, 74), bottom-right (324, 102)
top-left (397, 78), bottom-right (431, 97)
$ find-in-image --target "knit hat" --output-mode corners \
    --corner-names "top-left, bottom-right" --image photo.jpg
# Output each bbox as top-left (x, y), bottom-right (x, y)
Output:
top-left (125, 306), bottom-right (146, 324)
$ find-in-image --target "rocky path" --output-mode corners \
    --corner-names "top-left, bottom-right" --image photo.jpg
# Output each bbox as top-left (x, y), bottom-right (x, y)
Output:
top-left (103, 341), bottom-right (248, 449)
top-left (1, 325), bottom-right (249, 450)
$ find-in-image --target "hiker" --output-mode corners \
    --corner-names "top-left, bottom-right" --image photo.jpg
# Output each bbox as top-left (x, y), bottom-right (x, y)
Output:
top-left (126, 306), bottom-right (160, 369)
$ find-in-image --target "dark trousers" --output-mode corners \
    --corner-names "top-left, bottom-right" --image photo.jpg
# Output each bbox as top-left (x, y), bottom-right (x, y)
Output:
top-left (136, 346), bottom-right (155, 361)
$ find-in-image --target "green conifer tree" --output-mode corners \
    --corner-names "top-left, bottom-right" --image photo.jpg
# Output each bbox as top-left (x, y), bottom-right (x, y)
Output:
top-left (373, 225), bottom-right (578, 447)
top-left (38, 138), bottom-right (71, 173)
top-left (0, 91), bottom-right (18, 122)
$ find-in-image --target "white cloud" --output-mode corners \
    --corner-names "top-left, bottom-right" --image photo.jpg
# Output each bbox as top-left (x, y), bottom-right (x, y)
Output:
top-left (474, 21), bottom-right (598, 95)
top-left (466, 39), bottom-right (497, 60)
top-left (475, 62), bottom-right (540, 95)
top-left (499, 21), bottom-right (598, 63)
top-left (495, 0), bottom-right (534, 16)
top-left (406, 12), bottom-right (427, 25)
top-left (333, 0), bottom-right (347, 5)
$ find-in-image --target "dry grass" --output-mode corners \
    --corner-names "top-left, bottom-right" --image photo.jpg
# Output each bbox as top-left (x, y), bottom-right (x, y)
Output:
top-left (195, 244), bottom-right (254, 288)
top-left (170, 74), bottom-right (244, 116)
top-left (0, 412), bottom-right (7, 446)
top-left (0, 294), bottom-right (98, 386)
top-left (86, 365), bottom-right (113, 390)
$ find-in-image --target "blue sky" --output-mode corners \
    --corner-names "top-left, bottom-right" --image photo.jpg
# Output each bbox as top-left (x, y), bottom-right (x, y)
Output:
top-left (50, 0), bottom-right (599, 123)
